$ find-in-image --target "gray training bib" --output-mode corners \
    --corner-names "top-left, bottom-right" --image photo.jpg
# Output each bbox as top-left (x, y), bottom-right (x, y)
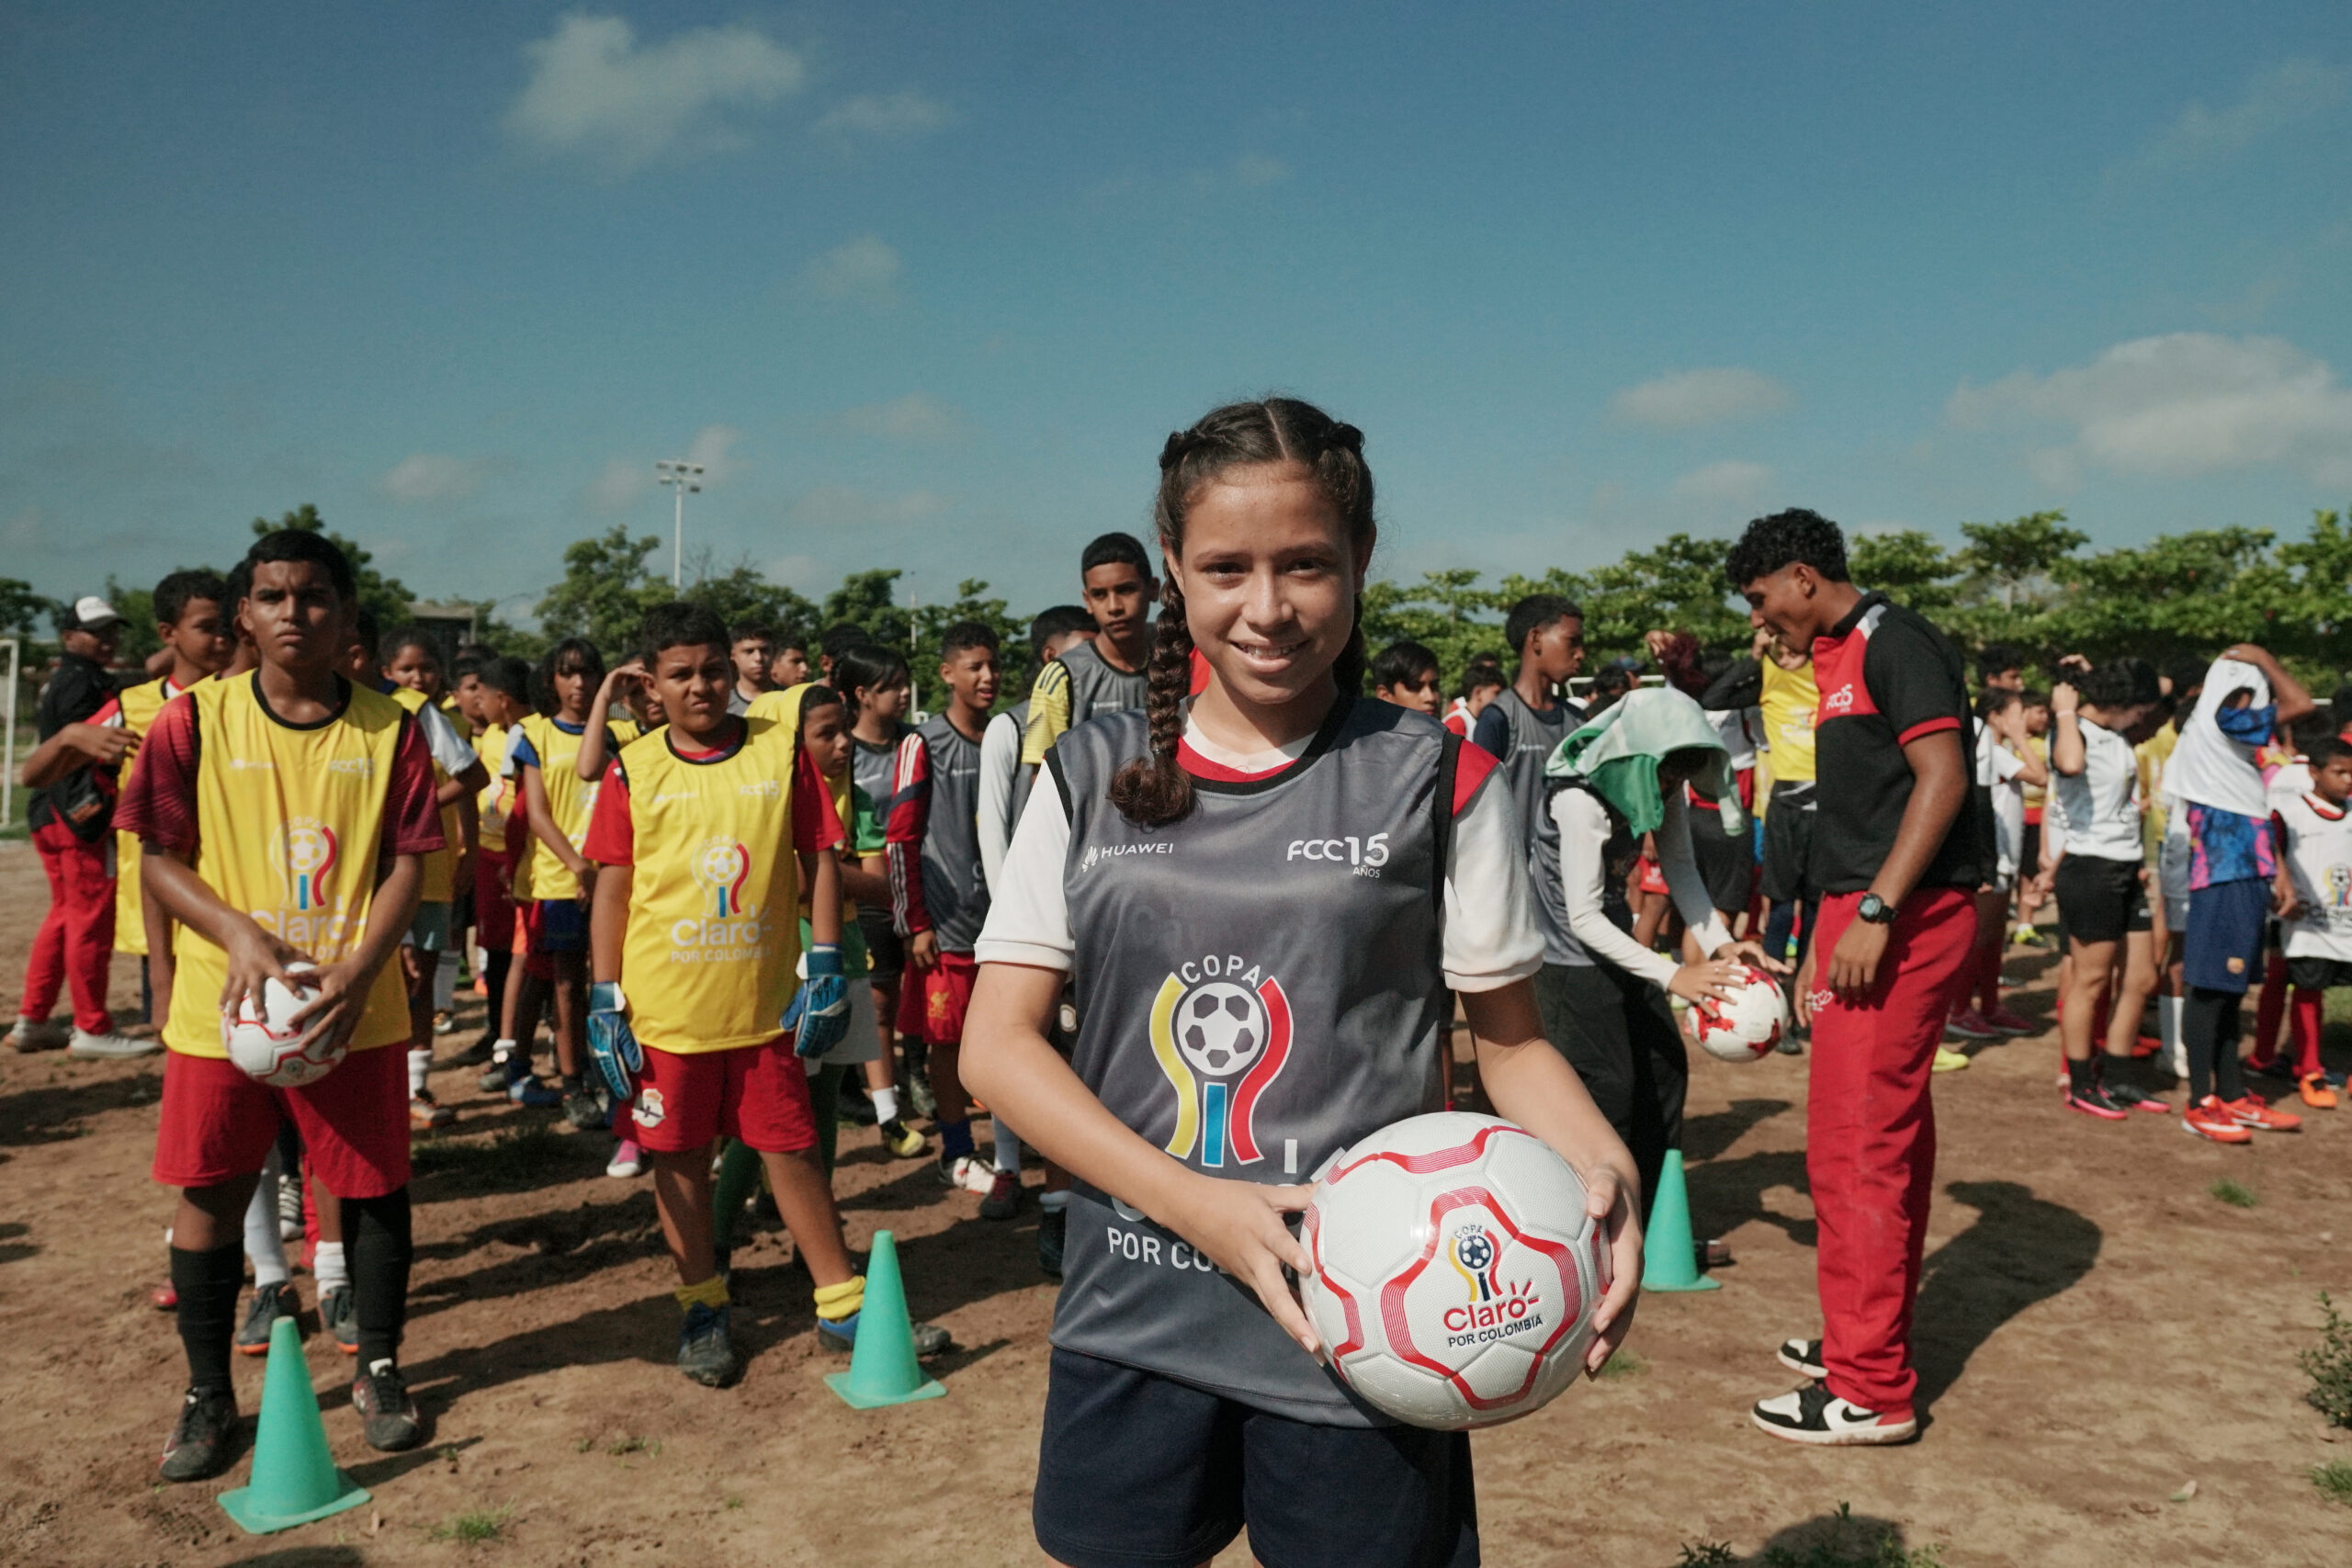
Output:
top-left (1046, 698), bottom-right (1455, 1424)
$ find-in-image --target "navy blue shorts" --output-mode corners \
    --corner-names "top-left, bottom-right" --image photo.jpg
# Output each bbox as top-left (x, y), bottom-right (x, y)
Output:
top-left (533, 897), bottom-right (590, 955)
top-left (1033, 1347), bottom-right (1477, 1568)
top-left (2185, 878), bottom-right (2267, 994)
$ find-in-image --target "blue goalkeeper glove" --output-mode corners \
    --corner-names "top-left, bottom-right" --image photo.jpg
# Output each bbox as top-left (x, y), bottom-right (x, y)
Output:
top-left (586, 981), bottom-right (643, 1105)
top-left (784, 944), bottom-right (851, 1060)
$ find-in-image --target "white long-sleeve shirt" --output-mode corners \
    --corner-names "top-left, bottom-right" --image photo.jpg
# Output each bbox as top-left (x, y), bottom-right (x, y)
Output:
top-left (1549, 787), bottom-right (1732, 989)
top-left (976, 707), bottom-right (1024, 896)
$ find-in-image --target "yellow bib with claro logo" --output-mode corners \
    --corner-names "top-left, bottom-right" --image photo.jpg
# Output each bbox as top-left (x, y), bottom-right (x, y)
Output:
top-left (610, 716), bottom-right (804, 1055)
top-left (112, 674), bottom-right (186, 957)
top-left (163, 674), bottom-right (413, 1058)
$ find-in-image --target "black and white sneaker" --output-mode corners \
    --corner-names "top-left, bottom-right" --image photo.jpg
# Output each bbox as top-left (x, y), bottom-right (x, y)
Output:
top-left (1776, 1337), bottom-right (1826, 1379)
top-left (236, 1280), bottom-right (301, 1355)
top-left (352, 1359), bottom-right (425, 1451)
top-left (1751, 1381), bottom-right (1917, 1446)
top-left (158, 1386), bottom-right (239, 1481)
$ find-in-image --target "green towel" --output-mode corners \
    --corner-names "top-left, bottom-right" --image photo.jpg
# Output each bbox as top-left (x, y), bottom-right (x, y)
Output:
top-left (1543, 686), bottom-right (1743, 839)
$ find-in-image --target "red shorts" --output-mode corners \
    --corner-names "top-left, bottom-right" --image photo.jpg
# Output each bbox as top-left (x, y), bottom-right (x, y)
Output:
top-left (1637, 854), bottom-right (1668, 897)
top-left (473, 849), bottom-right (515, 953)
top-left (153, 1044), bottom-right (409, 1197)
top-left (895, 950), bottom-right (978, 1045)
top-left (513, 896), bottom-right (556, 981)
top-left (630, 1036), bottom-right (816, 1156)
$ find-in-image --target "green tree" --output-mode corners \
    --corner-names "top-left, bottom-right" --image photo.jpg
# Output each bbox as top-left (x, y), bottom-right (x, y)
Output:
top-left (533, 527), bottom-right (668, 659)
top-left (1956, 511), bottom-right (2086, 612)
top-left (820, 570), bottom-right (913, 652)
top-left (677, 559), bottom-right (821, 652)
top-left (252, 504), bottom-right (418, 636)
top-left (102, 577), bottom-right (161, 666)
top-left (1361, 570), bottom-right (1510, 684)
top-left (910, 580), bottom-right (1029, 714)
top-left (0, 578), bottom-right (58, 639)
top-left (2044, 527), bottom-right (2285, 663)
top-left (1848, 529), bottom-right (1961, 616)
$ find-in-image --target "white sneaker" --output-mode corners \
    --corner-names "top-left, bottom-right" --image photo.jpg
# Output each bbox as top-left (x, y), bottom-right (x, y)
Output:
top-left (6, 1015), bottom-right (68, 1053)
top-left (68, 1027), bottom-right (160, 1061)
top-left (605, 1138), bottom-right (644, 1179)
top-left (1751, 1382), bottom-right (1917, 1445)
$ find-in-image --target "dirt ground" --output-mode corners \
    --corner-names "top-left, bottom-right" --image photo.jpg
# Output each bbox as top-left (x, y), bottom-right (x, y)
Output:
top-left (0, 842), bottom-right (2347, 1568)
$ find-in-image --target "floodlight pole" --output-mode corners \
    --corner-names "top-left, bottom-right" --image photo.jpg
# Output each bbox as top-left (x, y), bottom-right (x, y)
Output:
top-left (655, 460), bottom-right (706, 590)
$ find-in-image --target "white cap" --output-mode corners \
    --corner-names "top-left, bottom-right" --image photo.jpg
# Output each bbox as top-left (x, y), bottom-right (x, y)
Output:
top-left (68, 595), bottom-right (122, 631)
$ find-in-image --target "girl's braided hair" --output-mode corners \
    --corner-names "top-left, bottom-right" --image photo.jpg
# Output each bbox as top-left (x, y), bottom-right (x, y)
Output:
top-left (1106, 397), bottom-right (1376, 828)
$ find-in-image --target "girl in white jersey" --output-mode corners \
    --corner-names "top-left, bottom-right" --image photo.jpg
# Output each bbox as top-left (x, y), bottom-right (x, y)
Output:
top-left (964, 398), bottom-right (1641, 1568)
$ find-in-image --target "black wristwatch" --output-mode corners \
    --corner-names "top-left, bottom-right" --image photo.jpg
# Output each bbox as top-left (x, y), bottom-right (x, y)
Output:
top-left (1857, 892), bottom-right (1897, 925)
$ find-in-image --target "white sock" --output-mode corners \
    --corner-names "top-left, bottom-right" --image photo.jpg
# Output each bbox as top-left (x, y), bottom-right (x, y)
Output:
top-left (245, 1156), bottom-right (289, 1288)
top-left (993, 1118), bottom-right (1023, 1175)
top-left (313, 1240), bottom-right (348, 1293)
top-left (492, 1037), bottom-right (516, 1064)
top-left (407, 1046), bottom-right (431, 1097)
top-left (2159, 996), bottom-right (2185, 1078)
top-left (871, 1086), bottom-right (900, 1123)
top-left (433, 961), bottom-right (456, 1012)
top-left (1039, 1189), bottom-right (1070, 1213)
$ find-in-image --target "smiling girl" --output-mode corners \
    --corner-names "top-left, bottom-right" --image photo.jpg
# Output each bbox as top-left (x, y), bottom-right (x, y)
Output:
top-left (963, 398), bottom-right (1642, 1568)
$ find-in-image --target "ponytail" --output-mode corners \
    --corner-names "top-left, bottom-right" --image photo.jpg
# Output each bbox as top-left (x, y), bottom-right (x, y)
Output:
top-left (1107, 577), bottom-right (1199, 827)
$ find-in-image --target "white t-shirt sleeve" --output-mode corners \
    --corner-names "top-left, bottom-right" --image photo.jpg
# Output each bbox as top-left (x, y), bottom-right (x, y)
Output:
top-left (1654, 793), bottom-right (1736, 954)
top-left (977, 710), bottom-right (1021, 895)
top-left (416, 703), bottom-right (476, 778)
top-left (1552, 790), bottom-right (1679, 989)
top-left (973, 742), bottom-right (1545, 991)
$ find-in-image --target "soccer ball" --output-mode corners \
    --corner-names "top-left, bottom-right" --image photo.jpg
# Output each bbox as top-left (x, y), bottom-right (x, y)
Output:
top-left (224, 964), bottom-right (345, 1088)
top-left (1175, 980), bottom-right (1265, 1078)
top-left (1300, 1111), bottom-right (1611, 1431)
top-left (1683, 964), bottom-right (1787, 1062)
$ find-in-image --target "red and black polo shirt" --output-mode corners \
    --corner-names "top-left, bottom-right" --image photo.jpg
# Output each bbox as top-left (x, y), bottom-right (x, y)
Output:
top-left (1809, 591), bottom-right (1990, 896)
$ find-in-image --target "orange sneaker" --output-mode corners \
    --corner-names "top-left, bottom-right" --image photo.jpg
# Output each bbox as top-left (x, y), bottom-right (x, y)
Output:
top-left (2223, 1093), bottom-right (2301, 1133)
top-left (2182, 1097), bottom-right (2254, 1144)
top-left (2298, 1073), bottom-right (2338, 1110)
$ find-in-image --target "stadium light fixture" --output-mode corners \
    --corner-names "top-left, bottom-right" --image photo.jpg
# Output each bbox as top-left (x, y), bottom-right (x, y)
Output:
top-left (655, 459), bottom-right (706, 589)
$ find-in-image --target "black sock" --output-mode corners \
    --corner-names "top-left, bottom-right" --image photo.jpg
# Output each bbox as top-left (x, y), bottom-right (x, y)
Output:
top-left (481, 951), bottom-right (511, 1035)
top-left (343, 1188), bottom-right (414, 1368)
top-left (172, 1242), bottom-right (245, 1394)
top-left (2184, 987), bottom-right (2233, 1102)
top-left (2067, 1056), bottom-right (2098, 1094)
top-left (562, 1071), bottom-right (585, 1094)
top-left (2212, 996), bottom-right (2245, 1101)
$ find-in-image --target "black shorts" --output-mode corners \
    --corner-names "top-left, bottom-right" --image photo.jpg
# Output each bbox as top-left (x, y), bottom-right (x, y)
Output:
top-left (2288, 955), bottom-right (2352, 990)
top-left (1034, 1347), bottom-right (1477, 1568)
top-left (1759, 783), bottom-right (1815, 905)
top-left (859, 908), bottom-right (904, 983)
top-left (2054, 855), bottom-right (2149, 946)
top-left (1686, 800), bottom-right (1756, 916)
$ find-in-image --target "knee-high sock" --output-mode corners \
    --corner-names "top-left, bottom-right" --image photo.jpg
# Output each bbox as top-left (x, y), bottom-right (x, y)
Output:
top-left (245, 1153), bottom-right (288, 1289)
top-left (712, 1139), bottom-right (763, 1254)
top-left (2291, 987), bottom-right (2325, 1077)
top-left (172, 1242), bottom-right (244, 1394)
top-left (2184, 987), bottom-right (2245, 1104)
top-left (992, 1113), bottom-right (1022, 1175)
top-left (342, 1189), bottom-right (413, 1368)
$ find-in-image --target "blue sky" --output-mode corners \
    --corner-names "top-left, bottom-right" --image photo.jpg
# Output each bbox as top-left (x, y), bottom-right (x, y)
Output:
top-left (4, 3), bottom-right (2348, 626)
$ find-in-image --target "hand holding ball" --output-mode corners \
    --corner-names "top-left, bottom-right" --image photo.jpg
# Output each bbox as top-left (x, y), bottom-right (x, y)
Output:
top-left (223, 963), bottom-right (345, 1088)
top-left (1683, 964), bottom-right (1788, 1062)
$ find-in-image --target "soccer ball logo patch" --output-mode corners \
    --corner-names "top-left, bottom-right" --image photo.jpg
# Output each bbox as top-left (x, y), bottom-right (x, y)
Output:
top-left (1177, 981), bottom-right (1266, 1077)
top-left (271, 818), bottom-right (339, 911)
top-left (1148, 959), bottom-right (1293, 1170)
top-left (634, 1088), bottom-right (666, 1128)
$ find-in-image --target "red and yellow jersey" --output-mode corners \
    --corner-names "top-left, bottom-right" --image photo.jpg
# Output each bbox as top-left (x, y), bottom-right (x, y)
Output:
top-left (156, 679), bottom-right (415, 1058)
top-left (474, 721), bottom-right (511, 854)
top-left (110, 674), bottom-right (187, 956)
top-left (514, 714), bottom-right (640, 901)
top-left (389, 685), bottom-right (461, 903)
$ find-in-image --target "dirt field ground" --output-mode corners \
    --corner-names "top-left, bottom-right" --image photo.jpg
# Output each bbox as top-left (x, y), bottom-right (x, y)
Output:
top-left (1, 841), bottom-right (2348, 1567)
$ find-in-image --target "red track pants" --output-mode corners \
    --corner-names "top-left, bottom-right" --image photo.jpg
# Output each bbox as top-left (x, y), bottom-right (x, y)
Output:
top-left (1805, 886), bottom-right (1976, 1418)
top-left (19, 819), bottom-right (117, 1033)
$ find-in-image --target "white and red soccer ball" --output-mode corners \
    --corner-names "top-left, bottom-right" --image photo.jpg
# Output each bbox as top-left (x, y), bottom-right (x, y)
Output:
top-left (1682, 964), bottom-right (1788, 1062)
top-left (223, 963), bottom-right (345, 1088)
top-left (1300, 1111), bottom-right (1611, 1431)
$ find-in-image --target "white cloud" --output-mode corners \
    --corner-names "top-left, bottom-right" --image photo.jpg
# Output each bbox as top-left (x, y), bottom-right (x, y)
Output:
top-left (814, 90), bottom-right (951, 147)
top-left (506, 14), bottom-right (805, 174)
top-left (788, 486), bottom-right (948, 530)
top-left (1611, 367), bottom-right (1792, 430)
top-left (832, 392), bottom-right (964, 443)
top-left (1669, 460), bottom-right (1775, 505)
top-left (2135, 59), bottom-right (2348, 173)
top-left (1946, 332), bottom-right (2352, 484)
top-left (684, 423), bottom-right (742, 482)
top-left (797, 235), bottom-right (901, 307)
top-left (582, 457), bottom-right (649, 513)
top-left (379, 453), bottom-right (496, 504)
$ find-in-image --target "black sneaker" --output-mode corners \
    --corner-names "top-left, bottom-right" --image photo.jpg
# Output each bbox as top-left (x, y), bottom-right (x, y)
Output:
top-left (1037, 1205), bottom-right (1067, 1281)
top-left (979, 1168), bottom-right (1021, 1221)
top-left (1750, 1381), bottom-right (1917, 1445)
top-left (1776, 1337), bottom-right (1826, 1379)
top-left (352, 1359), bottom-right (424, 1450)
top-left (236, 1281), bottom-right (301, 1356)
top-left (677, 1303), bottom-right (742, 1387)
top-left (321, 1284), bottom-right (358, 1354)
top-left (158, 1386), bottom-right (239, 1482)
top-left (478, 1054), bottom-right (516, 1094)
top-left (563, 1086), bottom-right (609, 1131)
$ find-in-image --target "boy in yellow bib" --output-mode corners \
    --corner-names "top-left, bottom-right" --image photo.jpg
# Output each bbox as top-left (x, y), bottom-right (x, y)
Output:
top-left (582, 604), bottom-right (948, 1385)
top-left (118, 531), bottom-right (445, 1480)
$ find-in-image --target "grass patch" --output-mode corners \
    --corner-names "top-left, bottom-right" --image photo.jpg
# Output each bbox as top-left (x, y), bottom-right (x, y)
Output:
top-left (1596, 1349), bottom-right (1646, 1380)
top-left (430, 1504), bottom-right (513, 1544)
top-left (411, 1123), bottom-right (581, 1186)
top-left (2303, 1292), bottom-right (2352, 1428)
top-left (2314, 1458), bottom-right (2352, 1506)
top-left (2207, 1178), bottom-right (2258, 1209)
top-left (607, 1435), bottom-right (662, 1457)
top-left (1680, 1505), bottom-right (1945, 1567)
top-left (723, 1495), bottom-right (744, 1510)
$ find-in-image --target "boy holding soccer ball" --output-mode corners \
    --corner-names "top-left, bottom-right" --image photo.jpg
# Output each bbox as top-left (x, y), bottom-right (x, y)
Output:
top-left (964, 399), bottom-right (1641, 1567)
top-left (119, 529), bottom-right (445, 1480)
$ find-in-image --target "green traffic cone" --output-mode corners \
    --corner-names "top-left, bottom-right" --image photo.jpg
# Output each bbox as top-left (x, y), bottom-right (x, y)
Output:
top-left (218, 1315), bottom-right (370, 1535)
top-left (824, 1230), bottom-right (946, 1408)
top-left (1639, 1150), bottom-right (1721, 1292)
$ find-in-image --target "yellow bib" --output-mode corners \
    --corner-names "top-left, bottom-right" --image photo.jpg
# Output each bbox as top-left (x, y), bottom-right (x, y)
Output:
top-left (474, 722), bottom-right (510, 854)
top-left (749, 683), bottom-right (861, 924)
top-left (389, 686), bottom-right (461, 903)
top-left (516, 714), bottom-right (601, 903)
top-left (611, 716), bottom-right (804, 1054)
top-left (164, 675), bottom-right (412, 1058)
top-left (112, 675), bottom-right (185, 957)
top-left (1758, 657), bottom-right (1819, 785)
